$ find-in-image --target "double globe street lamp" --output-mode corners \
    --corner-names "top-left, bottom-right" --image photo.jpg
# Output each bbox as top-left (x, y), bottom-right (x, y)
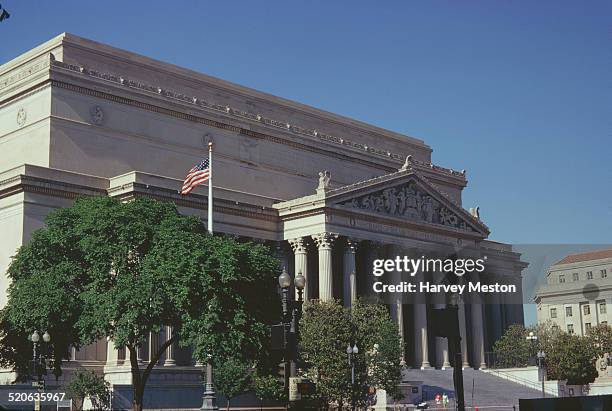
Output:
top-left (526, 331), bottom-right (546, 398)
top-left (277, 268), bottom-right (306, 395)
top-left (30, 330), bottom-right (51, 388)
top-left (346, 343), bottom-right (359, 411)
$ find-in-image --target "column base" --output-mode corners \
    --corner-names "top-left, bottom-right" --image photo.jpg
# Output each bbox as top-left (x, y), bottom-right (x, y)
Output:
top-left (420, 361), bottom-right (432, 370)
top-left (163, 359), bottom-right (177, 366)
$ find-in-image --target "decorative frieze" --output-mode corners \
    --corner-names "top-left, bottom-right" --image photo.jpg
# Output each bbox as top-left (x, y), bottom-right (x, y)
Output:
top-left (339, 181), bottom-right (474, 232)
top-left (45, 58), bottom-right (466, 179)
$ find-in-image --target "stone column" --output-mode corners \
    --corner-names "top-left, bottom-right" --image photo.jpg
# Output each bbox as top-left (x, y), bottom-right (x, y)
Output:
top-left (469, 279), bottom-right (487, 369)
top-left (136, 344), bottom-right (144, 365)
top-left (364, 241), bottom-right (383, 299)
top-left (414, 302), bottom-right (431, 369)
top-left (163, 326), bottom-right (176, 366)
top-left (313, 233), bottom-right (338, 301)
top-left (488, 276), bottom-right (504, 345)
top-left (434, 303), bottom-right (451, 370)
top-left (289, 237), bottom-right (309, 301)
top-left (412, 251), bottom-right (431, 370)
top-left (343, 238), bottom-right (358, 307)
top-left (106, 339), bottom-right (120, 366)
top-left (458, 298), bottom-right (470, 368)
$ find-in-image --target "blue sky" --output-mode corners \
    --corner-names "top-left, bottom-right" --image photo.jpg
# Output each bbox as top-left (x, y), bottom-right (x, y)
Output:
top-left (1, 2), bottom-right (610, 322)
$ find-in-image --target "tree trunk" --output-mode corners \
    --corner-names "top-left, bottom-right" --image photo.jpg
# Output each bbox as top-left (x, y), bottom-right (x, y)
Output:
top-left (128, 345), bottom-right (144, 411)
top-left (128, 335), bottom-right (179, 411)
top-left (226, 399), bottom-right (230, 411)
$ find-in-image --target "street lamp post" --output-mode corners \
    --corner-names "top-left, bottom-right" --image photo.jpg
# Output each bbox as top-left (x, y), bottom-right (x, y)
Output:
top-left (30, 331), bottom-right (51, 387)
top-left (346, 343), bottom-right (358, 411)
top-left (525, 332), bottom-right (545, 398)
top-left (537, 350), bottom-right (546, 398)
top-left (277, 268), bottom-right (306, 401)
top-left (200, 353), bottom-right (218, 410)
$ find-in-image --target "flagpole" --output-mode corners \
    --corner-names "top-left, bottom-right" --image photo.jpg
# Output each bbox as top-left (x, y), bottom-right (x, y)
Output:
top-left (207, 141), bottom-right (213, 234)
top-left (202, 141), bottom-right (218, 410)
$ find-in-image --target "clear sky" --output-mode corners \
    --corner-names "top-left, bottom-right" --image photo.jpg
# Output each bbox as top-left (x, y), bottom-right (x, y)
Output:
top-left (1, 2), bottom-right (610, 323)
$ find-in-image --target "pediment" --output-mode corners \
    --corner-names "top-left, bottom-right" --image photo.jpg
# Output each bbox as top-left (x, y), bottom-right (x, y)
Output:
top-left (327, 172), bottom-right (489, 236)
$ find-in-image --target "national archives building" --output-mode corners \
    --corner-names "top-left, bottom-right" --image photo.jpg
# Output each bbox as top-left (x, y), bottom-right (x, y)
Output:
top-left (0, 34), bottom-right (527, 405)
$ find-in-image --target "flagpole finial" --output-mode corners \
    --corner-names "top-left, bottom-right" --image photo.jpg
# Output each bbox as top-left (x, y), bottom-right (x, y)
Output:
top-left (208, 141), bottom-right (213, 151)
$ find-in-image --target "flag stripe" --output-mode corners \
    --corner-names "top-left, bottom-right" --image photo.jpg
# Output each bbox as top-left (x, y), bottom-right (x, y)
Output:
top-left (180, 158), bottom-right (210, 195)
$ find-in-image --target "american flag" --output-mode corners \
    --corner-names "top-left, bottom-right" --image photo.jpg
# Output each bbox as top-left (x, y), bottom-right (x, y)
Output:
top-left (181, 158), bottom-right (210, 195)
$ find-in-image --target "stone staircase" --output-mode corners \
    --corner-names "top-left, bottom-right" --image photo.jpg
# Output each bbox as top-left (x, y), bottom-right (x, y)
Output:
top-left (401, 368), bottom-right (544, 410)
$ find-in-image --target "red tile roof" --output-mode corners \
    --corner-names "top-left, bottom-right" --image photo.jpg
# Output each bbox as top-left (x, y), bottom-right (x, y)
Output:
top-left (555, 248), bottom-right (612, 265)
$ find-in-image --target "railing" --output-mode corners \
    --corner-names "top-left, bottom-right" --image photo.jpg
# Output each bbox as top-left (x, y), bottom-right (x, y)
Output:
top-left (482, 368), bottom-right (558, 397)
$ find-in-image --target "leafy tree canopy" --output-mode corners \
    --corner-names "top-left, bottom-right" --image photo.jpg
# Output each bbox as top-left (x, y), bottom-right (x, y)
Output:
top-left (491, 321), bottom-right (599, 386)
top-left (299, 299), bottom-right (402, 407)
top-left (492, 324), bottom-right (532, 368)
top-left (214, 357), bottom-right (252, 411)
top-left (0, 196), bottom-right (280, 410)
top-left (65, 370), bottom-right (111, 411)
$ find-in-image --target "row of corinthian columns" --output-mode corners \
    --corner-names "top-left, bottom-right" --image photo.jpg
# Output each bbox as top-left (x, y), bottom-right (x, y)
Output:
top-left (283, 234), bottom-right (487, 370)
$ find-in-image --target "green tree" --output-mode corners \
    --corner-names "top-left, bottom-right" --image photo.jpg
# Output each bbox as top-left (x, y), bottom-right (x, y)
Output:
top-left (253, 374), bottom-right (286, 404)
top-left (492, 324), bottom-right (532, 368)
top-left (214, 358), bottom-right (252, 411)
top-left (299, 299), bottom-right (402, 408)
top-left (546, 332), bottom-right (598, 385)
top-left (351, 301), bottom-right (402, 400)
top-left (65, 370), bottom-right (111, 411)
top-left (0, 196), bottom-right (280, 411)
top-left (586, 323), bottom-right (612, 358)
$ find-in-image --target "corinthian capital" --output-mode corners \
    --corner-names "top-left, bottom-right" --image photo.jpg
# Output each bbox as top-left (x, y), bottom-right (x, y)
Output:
top-left (288, 237), bottom-right (309, 254)
top-left (345, 237), bottom-right (359, 253)
top-left (312, 232), bottom-right (339, 249)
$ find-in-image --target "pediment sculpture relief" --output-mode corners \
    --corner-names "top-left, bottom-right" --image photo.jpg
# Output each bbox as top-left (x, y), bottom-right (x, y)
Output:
top-left (339, 182), bottom-right (473, 232)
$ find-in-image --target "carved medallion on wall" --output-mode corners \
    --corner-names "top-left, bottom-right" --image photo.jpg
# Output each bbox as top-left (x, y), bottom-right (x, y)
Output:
top-left (90, 105), bottom-right (105, 125)
top-left (239, 136), bottom-right (260, 166)
top-left (16, 108), bottom-right (27, 127)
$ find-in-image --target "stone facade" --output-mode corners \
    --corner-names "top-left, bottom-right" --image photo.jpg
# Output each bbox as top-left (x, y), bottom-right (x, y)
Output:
top-left (0, 33), bottom-right (527, 406)
top-left (534, 249), bottom-right (612, 381)
top-left (534, 249), bottom-right (612, 336)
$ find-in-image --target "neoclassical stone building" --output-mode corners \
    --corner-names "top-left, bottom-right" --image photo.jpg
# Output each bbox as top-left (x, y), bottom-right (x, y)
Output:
top-left (0, 34), bottom-right (527, 406)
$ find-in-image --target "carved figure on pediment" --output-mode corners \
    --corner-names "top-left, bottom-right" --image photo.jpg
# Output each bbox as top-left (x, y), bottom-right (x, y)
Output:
top-left (405, 186), bottom-right (417, 208)
top-left (402, 186), bottom-right (419, 218)
top-left (439, 207), bottom-right (458, 226)
top-left (397, 189), bottom-right (407, 215)
top-left (361, 195), bottom-right (373, 210)
top-left (422, 196), bottom-right (434, 223)
top-left (373, 195), bottom-right (385, 213)
top-left (383, 188), bottom-right (398, 215)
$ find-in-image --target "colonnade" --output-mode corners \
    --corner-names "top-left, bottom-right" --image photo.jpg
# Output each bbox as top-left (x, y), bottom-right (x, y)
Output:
top-left (281, 233), bottom-right (493, 370)
top-left (103, 234), bottom-right (518, 371)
